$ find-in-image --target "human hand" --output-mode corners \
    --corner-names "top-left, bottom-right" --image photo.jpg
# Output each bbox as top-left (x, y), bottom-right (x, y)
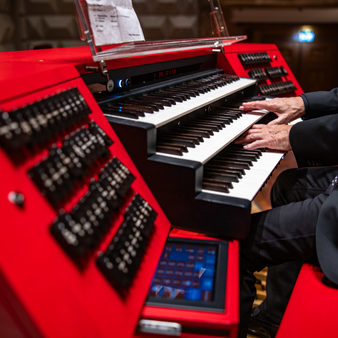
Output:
top-left (240, 97), bottom-right (305, 125)
top-left (236, 124), bottom-right (292, 151)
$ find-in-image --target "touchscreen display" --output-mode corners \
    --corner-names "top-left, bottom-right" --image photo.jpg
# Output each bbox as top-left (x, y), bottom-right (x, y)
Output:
top-left (146, 238), bottom-right (227, 311)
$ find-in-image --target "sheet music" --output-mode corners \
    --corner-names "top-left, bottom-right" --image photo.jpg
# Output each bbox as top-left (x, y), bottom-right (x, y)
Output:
top-left (86, 0), bottom-right (144, 46)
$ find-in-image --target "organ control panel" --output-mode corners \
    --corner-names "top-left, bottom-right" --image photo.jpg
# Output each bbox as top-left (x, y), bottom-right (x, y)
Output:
top-left (0, 56), bottom-right (171, 338)
top-left (223, 43), bottom-right (301, 97)
top-left (0, 38), bottom-right (301, 337)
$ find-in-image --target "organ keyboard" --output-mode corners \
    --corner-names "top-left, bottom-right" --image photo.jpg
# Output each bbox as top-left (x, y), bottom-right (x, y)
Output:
top-left (103, 72), bottom-right (256, 128)
top-left (202, 145), bottom-right (284, 201)
top-left (90, 47), bottom-right (296, 239)
top-left (155, 106), bottom-right (265, 163)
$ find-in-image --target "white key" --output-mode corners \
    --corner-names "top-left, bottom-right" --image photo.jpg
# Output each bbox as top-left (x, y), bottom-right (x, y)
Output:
top-left (156, 112), bottom-right (266, 164)
top-left (202, 151), bottom-right (284, 200)
top-left (104, 78), bottom-right (256, 127)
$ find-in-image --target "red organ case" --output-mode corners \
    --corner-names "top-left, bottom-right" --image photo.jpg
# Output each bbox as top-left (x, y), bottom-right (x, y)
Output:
top-left (0, 41), bottom-right (301, 337)
top-left (0, 55), bottom-right (171, 338)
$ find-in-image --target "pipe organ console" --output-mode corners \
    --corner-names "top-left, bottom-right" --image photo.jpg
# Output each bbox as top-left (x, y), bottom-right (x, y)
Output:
top-left (0, 41), bottom-right (301, 337)
top-left (95, 43), bottom-right (302, 239)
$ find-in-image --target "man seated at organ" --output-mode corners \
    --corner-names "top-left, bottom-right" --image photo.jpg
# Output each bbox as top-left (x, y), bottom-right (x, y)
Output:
top-left (237, 89), bottom-right (338, 337)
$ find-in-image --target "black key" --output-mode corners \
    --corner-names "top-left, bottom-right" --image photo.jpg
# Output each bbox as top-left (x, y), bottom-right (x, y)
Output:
top-left (206, 166), bottom-right (244, 178)
top-left (167, 130), bottom-right (204, 142)
top-left (211, 159), bottom-right (250, 170)
top-left (216, 155), bottom-right (253, 166)
top-left (156, 144), bottom-right (185, 155)
top-left (175, 127), bottom-right (211, 138)
top-left (202, 181), bottom-right (230, 193)
top-left (160, 134), bottom-right (200, 145)
top-left (204, 171), bottom-right (239, 183)
top-left (157, 139), bottom-right (195, 148)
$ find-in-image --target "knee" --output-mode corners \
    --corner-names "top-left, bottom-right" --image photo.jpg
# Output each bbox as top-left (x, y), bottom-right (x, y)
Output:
top-left (271, 169), bottom-right (297, 207)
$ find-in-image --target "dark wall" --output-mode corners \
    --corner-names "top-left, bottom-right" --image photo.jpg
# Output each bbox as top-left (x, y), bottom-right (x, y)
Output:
top-left (0, 0), bottom-right (201, 51)
top-left (230, 23), bottom-right (338, 92)
top-left (200, 1), bottom-right (338, 92)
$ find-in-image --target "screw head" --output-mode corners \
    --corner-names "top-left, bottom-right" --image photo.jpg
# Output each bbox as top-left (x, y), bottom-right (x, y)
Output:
top-left (8, 191), bottom-right (25, 208)
top-left (106, 80), bottom-right (114, 92)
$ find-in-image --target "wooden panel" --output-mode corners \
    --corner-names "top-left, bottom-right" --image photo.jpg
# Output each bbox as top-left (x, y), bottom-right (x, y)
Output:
top-left (0, 0), bottom-right (200, 51)
top-left (134, 0), bottom-right (199, 40)
top-left (298, 42), bottom-right (338, 92)
top-left (231, 8), bottom-right (338, 23)
top-left (0, 0), bottom-right (14, 51)
top-left (220, 0), bottom-right (338, 7)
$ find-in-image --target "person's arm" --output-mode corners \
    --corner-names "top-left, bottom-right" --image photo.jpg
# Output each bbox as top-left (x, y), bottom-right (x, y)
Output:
top-left (290, 114), bottom-right (338, 165)
top-left (240, 97), bottom-right (305, 125)
top-left (241, 88), bottom-right (338, 123)
top-left (301, 88), bottom-right (338, 120)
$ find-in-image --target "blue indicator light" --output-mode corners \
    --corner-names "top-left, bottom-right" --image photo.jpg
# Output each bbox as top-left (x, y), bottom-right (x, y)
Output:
top-left (297, 29), bottom-right (315, 43)
top-left (118, 79), bottom-right (123, 88)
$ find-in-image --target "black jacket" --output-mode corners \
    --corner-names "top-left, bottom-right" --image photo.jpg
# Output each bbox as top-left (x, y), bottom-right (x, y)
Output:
top-left (290, 88), bottom-right (338, 284)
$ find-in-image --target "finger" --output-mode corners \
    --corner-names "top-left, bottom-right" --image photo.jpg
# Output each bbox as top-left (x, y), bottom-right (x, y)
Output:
top-left (243, 139), bottom-right (267, 150)
top-left (238, 128), bottom-right (265, 141)
top-left (248, 124), bottom-right (265, 130)
top-left (235, 135), bottom-right (250, 144)
top-left (235, 132), bottom-right (254, 144)
top-left (240, 101), bottom-right (270, 111)
top-left (237, 132), bottom-right (263, 144)
top-left (267, 119), bottom-right (280, 126)
top-left (240, 103), bottom-right (267, 111)
top-left (245, 131), bottom-right (265, 139)
top-left (234, 138), bottom-right (246, 145)
top-left (237, 124), bottom-right (267, 141)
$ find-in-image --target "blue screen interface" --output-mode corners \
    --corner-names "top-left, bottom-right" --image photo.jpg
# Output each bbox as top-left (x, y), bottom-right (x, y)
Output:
top-left (148, 241), bottom-right (217, 302)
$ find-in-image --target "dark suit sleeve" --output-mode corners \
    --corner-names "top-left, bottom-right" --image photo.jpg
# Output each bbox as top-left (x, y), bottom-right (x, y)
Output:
top-left (300, 88), bottom-right (338, 120)
top-left (290, 114), bottom-right (338, 165)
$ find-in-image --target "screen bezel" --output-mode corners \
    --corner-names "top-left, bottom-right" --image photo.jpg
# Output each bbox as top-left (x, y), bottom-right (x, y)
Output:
top-left (146, 237), bottom-right (228, 312)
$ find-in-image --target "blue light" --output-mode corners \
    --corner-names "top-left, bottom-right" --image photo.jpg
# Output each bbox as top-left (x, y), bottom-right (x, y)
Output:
top-left (297, 29), bottom-right (315, 43)
top-left (118, 79), bottom-right (123, 88)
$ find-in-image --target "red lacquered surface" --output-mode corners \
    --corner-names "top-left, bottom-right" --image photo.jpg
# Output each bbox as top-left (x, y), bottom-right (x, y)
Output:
top-left (0, 41), bottom-right (300, 337)
top-left (0, 58), bottom-right (171, 338)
